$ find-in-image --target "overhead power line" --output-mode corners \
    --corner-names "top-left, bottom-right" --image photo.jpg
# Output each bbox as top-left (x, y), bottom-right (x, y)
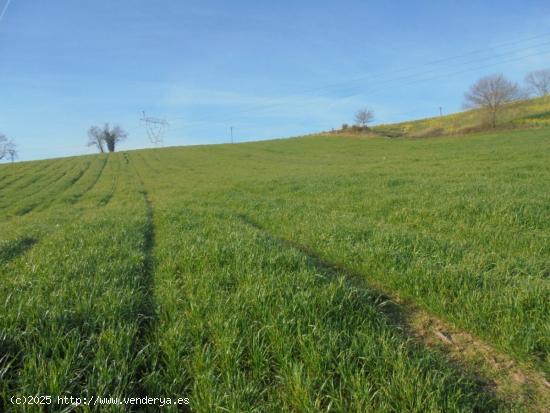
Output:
top-left (169, 31), bottom-right (550, 124)
top-left (168, 42), bottom-right (550, 131)
top-left (325, 46), bottom-right (550, 107)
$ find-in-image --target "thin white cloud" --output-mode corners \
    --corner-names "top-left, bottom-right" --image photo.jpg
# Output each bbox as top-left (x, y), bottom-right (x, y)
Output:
top-left (163, 84), bottom-right (365, 115)
top-left (161, 84), bottom-right (370, 132)
top-left (0, 0), bottom-right (13, 25)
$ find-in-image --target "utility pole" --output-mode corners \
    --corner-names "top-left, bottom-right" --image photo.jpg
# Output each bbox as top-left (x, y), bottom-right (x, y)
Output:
top-left (230, 126), bottom-right (234, 144)
top-left (439, 107), bottom-right (443, 117)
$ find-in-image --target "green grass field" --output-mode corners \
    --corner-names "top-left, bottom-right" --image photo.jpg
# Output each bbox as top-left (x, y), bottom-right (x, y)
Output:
top-left (0, 128), bottom-right (549, 411)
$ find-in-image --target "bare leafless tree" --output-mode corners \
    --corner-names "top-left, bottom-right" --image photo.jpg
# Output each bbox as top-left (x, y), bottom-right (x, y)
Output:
top-left (88, 126), bottom-right (106, 153)
top-left (87, 123), bottom-right (127, 153)
top-left (0, 134), bottom-right (17, 162)
top-left (354, 108), bottom-right (375, 128)
top-left (464, 74), bottom-right (521, 128)
top-left (525, 69), bottom-right (550, 97)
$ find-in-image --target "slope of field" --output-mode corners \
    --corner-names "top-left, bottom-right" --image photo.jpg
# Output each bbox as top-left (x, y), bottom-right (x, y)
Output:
top-left (0, 128), bottom-right (549, 411)
top-left (372, 95), bottom-right (550, 137)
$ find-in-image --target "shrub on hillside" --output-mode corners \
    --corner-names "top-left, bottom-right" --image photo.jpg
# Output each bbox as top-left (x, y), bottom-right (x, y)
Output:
top-left (408, 128), bottom-right (445, 138)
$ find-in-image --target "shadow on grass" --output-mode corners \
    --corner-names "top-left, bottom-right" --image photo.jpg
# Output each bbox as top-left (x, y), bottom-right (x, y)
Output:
top-left (236, 213), bottom-right (409, 327)
top-left (0, 237), bottom-right (38, 264)
top-left (235, 213), bottom-right (512, 410)
top-left (130, 160), bottom-right (192, 412)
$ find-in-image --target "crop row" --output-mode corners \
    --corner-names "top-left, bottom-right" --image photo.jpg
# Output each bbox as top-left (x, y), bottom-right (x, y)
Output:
top-left (142, 205), bottom-right (496, 412)
top-left (134, 130), bottom-right (550, 376)
top-left (0, 153), bottom-right (152, 412)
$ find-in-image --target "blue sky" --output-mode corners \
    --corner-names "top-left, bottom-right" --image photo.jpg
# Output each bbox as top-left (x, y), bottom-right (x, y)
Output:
top-left (1, 0), bottom-right (550, 161)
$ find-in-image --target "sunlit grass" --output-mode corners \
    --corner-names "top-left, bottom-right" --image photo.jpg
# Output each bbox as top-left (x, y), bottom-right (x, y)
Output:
top-left (0, 127), bottom-right (548, 411)
top-left (373, 95), bottom-right (550, 137)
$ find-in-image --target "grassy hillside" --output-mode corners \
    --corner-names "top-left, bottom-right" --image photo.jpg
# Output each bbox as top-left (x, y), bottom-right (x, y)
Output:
top-left (371, 95), bottom-right (550, 137)
top-left (0, 128), bottom-right (549, 411)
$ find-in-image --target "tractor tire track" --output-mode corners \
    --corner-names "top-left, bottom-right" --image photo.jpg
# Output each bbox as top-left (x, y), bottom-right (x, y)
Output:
top-left (0, 163), bottom-right (48, 192)
top-left (0, 162), bottom-right (37, 191)
top-left (0, 158), bottom-right (106, 266)
top-left (61, 155), bottom-right (108, 205)
top-left (97, 156), bottom-right (121, 207)
top-left (125, 152), bottom-right (158, 408)
top-left (0, 159), bottom-right (64, 199)
top-left (15, 160), bottom-right (92, 216)
top-left (236, 213), bottom-right (550, 412)
top-left (0, 167), bottom-right (73, 215)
